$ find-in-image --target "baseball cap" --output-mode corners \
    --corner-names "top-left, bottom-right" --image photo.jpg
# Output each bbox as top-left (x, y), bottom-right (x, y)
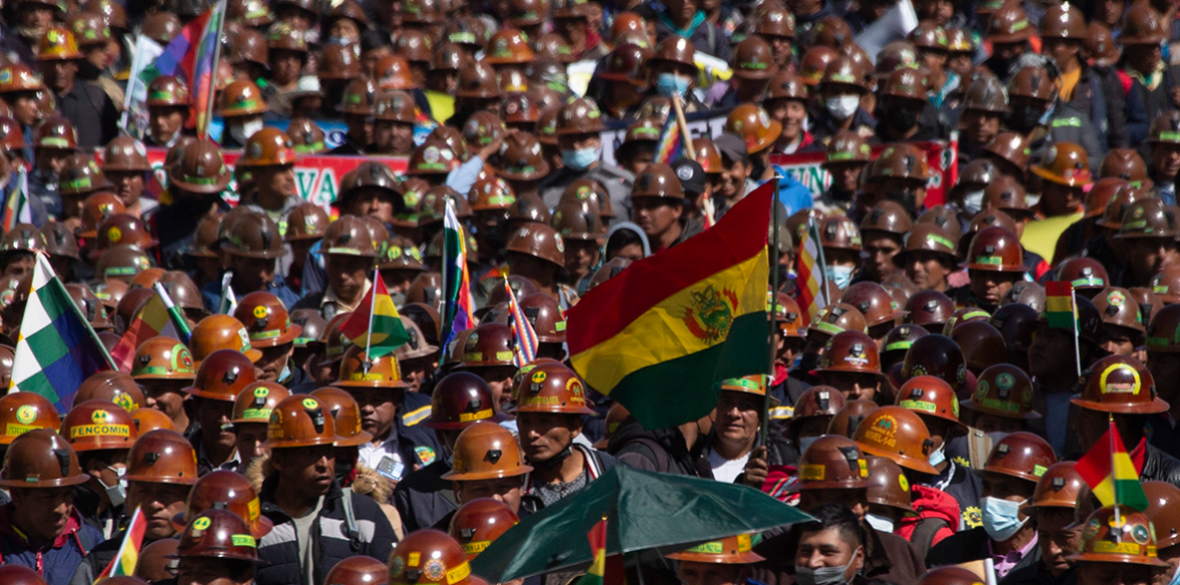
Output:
top-left (671, 158), bottom-right (706, 197)
top-left (714, 133), bottom-right (750, 165)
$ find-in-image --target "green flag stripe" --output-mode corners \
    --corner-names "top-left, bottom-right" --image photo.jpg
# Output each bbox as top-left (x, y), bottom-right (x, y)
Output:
top-left (26, 323), bottom-right (70, 365)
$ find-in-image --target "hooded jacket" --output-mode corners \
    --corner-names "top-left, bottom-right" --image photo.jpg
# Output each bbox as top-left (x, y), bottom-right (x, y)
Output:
top-left (898, 484), bottom-right (959, 554)
top-left (0, 504), bottom-right (103, 585)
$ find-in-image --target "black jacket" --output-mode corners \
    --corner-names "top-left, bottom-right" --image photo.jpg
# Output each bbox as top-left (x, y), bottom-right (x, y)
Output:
top-left (392, 459), bottom-right (457, 534)
top-left (57, 80), bottom-right (119, 149)
top-left (606, 416), bottom-right (711, 477)
top-left (927, 527), bottom-right (1041, 577)
top-left (255, 476), bottom-right (398, 585)
top-left (999, 560), bottom-right (1075, 585)
top-left (1141, 442), bottom-right (1180, 485)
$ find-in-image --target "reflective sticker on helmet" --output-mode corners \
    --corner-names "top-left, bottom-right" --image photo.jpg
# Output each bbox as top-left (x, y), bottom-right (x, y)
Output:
top-left (248, 497), bottom-right (260, 522)
top-left (232, 534), bottom-right (257, 547)
top-left (464, 540), bottom-right (491, 554)
top-left (684, 541), bottom-right (725, 554)
top-left (898, 473), bottom-right (909, 491)
top-left (302, 398), bottom-right (318, 409)
top-left (193, 517), bottom-right (211, 531)
top-left (1099, 363), bottom-right (1141, 395)
top-left (800, 464), bottom-right (825, 481)
top-left (15, 405), bottom-right (35, 425)
top-left (458, 409), bottom-right (492, 422)
top-left (1033, 464), bottom-right (1047, 477)
top-left (898, 399), bottom-right (937, 413)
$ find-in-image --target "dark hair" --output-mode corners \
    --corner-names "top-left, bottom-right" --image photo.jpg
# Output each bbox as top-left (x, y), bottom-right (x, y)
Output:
top-left (605, 228), bottom-right (644, 260)
top-left (796, 502), bottom-right (863, 548)
top-left (360, 29), bottom-right (393, 54)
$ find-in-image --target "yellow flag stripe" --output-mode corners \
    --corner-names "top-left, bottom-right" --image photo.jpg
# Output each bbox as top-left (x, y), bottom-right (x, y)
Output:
top-left (570, 248), bottom-right (768, 393)
top-left (1045, 296), bottom-right (1074, 313)
top-left (1113, 451), bottom-right (1138, 480)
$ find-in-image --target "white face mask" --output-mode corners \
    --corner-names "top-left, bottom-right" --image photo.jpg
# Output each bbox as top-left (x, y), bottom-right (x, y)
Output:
top-left (230, 119), bottom-right (265, 144)
top-left (102, 465), bottom-right (127, 507)
top-left (963, 190), bottom-right (985, 215)
top-left (865, 512), bottom-right (896, 533)
top-left (825, 95), bottom-right (860, 120)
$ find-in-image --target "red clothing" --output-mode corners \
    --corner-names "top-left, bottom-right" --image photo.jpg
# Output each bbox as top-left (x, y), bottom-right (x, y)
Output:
top-left (762, 465), bottom-right (801, 506)
top-left (897, 484), bottom-right (959, 547)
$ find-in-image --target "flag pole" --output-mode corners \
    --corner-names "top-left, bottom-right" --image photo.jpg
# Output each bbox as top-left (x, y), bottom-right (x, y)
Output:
top-left (1071, 286), bottom-right (1082, 378)
top-left (811, 214), bottom-right (828, 306)
top-left (1110, 413), bottom-right (1121, 537)
top-left (363, 267), bottom-right (378, 374)
top-left (200, 0), bottom-right (228, 139)
top-left (671, 94), bottom-right (696, 160)
top-left (761, 178), bottom-right (780, 448)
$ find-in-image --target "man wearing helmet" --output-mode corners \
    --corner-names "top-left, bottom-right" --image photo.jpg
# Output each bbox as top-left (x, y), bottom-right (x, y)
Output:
top-left (440, 421), bottom-right (536, 520)
top-left (538, 98), bottom-right (634, 223)
top-left (1027, 296), bottom-right (1104, 455)
top-left (39, 28), bottom-right (118, 149)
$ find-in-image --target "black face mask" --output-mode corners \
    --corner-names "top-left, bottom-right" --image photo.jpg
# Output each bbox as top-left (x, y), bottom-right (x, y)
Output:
top-left (1008, 104), bottom-right (1044, 133)
top-left (882, 104), bottom-right (922, 132)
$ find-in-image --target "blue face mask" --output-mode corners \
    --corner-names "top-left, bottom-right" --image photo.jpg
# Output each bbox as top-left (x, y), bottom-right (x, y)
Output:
top-left (1168, 563), bottom-right (1180, 585)
top-left (981, 496), bottom-right (1028, 541)
top-left (279, 363), bottom-right (292, 383)
top-left (928, 444), bottom-right (946, 467)
top-left (656, 73), bottom-right (690, 99)
top-left (562, 146), bottom-right (600, 171)
top-left (828, 265), bottom-right (854, 290)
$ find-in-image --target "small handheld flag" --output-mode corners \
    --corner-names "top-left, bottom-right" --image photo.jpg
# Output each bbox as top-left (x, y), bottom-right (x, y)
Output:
top-left (218, 271), bottom-right (238, 315)
top-left (574, 518), bottom-right (608, 585)
top-left (796, 213), bottom-right (827, 327)
top-left (1075, 417), bottom-right (1149, 512)
top-left (505, 277), bottom-right (539, 367)
top-left (153, 282), bottom-right (192, 346)
top-left (653, 112), bottom-right (683, 165)
top-left (93, 507), bottom-right (147, 583)
top-left (1045, 281), bottom-right (1082, 376)
top-left (439, 198), bottom-right (475, 347)
top-left (109, 291), bottom-right (186, 372)
top-left (1, 168), bottom-right (31, 232)
top-left (339, 271), bottom-right (409, 359)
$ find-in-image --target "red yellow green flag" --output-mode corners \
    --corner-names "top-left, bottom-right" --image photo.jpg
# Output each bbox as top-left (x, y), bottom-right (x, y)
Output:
top-left (566, 182), bottom-right (771, 429)
top-left (93, 507), bottom-right (147, 583)
top-left (575, 518), bottom-right (608, 585)
top-left (340, 272), bottom-right (409, 358)
top-left (1075, 420), bottom-right (1149, 511)
top-left (1045, 281), bottom-right (1077, 330)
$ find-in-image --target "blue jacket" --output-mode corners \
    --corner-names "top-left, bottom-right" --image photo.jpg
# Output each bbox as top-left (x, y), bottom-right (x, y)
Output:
top-left (0, 505), bottom-right (103, 585)
top-left (761, 166), bottom-right (813, 217)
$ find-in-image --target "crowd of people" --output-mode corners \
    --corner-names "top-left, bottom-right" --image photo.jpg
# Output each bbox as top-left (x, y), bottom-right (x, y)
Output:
top-left (0, 0), bottom-right (1174, 583)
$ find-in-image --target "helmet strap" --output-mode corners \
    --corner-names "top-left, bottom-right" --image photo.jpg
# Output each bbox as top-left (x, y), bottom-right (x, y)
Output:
top-left (530, 444), bottom-right (573, 470)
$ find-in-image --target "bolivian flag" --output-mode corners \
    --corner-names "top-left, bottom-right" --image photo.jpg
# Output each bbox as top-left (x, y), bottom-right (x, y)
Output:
top-left (567, 182), bottom-right (772, 429)
top-left (575, 518), bottom-right (608, 585)
top-left (340, 271), bottom-right (409, 358)
top-left (1045, 281), bottom-right (1078, 330)
top-left (93, 507), bottom-right (147, 581)
top-left (1075, 419), bottom-right (1149, 511)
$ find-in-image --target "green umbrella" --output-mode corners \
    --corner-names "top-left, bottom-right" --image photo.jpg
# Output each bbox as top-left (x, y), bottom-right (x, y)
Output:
top-left (469, 466), bottom-right (812, 583)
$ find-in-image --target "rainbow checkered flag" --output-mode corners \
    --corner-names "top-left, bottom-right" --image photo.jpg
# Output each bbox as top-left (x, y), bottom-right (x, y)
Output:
top-left (505, 277), bottom-right (539, 367)
top-left (653, 113), bottom-right (682, 165)
top-left (796, 213), bottom-right (827, 326)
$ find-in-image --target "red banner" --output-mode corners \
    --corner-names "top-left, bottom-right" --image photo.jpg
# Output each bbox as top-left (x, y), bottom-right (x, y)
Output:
top-left (138, 148), bottom-right (409, 208)
top-left (770, 140), bottom-right (955, 208)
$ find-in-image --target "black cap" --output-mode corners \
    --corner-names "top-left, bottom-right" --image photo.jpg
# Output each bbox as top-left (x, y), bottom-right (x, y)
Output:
top-left (713, 133), bottom-right (749, 165)
top-left (670, 158), bottom-right (706, 197)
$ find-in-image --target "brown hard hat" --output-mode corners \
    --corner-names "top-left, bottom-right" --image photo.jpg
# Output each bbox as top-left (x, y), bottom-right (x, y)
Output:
top-left (513, 362), bottom-right (596, 415)
top-left (59, 152), bottom-right (112, 197)
top-left (793, 434), bottom-right (869, 490)
top-left (431, 42), bottom-right (468, 73)
top-left (395, 29), bottom-right (433, 64)
top-left (1088, 22), bottom-right (1120, 65)
top-left (983, 175), bottom-right (1033, 219)
top-left (880, 67), bottom-right (927, 102)
top-left (1147, 304), bottom-right (1180, 353)
top-left (458, 322), bottom-right (516, 369)
top-left (219, 80), bottom-right (267, 117)
top-left (1121, 4), bottom-right (1167, 45)
top-left (649, 35), bottom-right (696, 70)
top-left (333, 342), bottom-right (409, 387)
top-left (146, 75), bottom-right (190, 107)
top-left (407, 140), bottom-right (463, 176)
top-left (506, 222), bottom-right (566, 268)
top-left (865, 456), bottom-right (914, 514)
top-left (131, 336), bottom-right (195, 381)
top-left (449, 498), bottom-right (519, 560)
top-left (881, 324), bottom-right (929, 359)
top-left (756, 7), bottom-right (796, 38)
top-left (0, 428), bottom-right (89, 488)
top-left (324, 556), bottom-right (387, 585)
top-left (1069, 506), bottom-right (1170, 566)
top-left (237, 127), bottom-right (297, 168)
top-left (102, 136), bottom-right (152, 173)
top-left (853, 405), bottom-right (937, 474)
top-left (264, 395), bottom-right (337, 448)
top-left (0, 392), bottom-right (60, 445)
top-left (36, 27), bottom-right (82, 61)
top-left (820, 55), bottom-right (870, 91)
top-left (982, 431), bottom-right (1057, 483)
top-left (797, 46), bottom-right (839, 85)
top-left (174, 508), bottom-right (262, 563)
top-left (91, 213), bottom-right (156, 259)
top-left (987, 4), bottom-right (1033, 43)
top-left (630, 163), bottom-right (685, 201)
top-left (556, 97), bottom-right (605, 136)
top-left (456, 62), bottom-right (504, 99)
top-left (376, 54), bottom-right (416, 91)
top-left (990, 301), bottom-right (1040, 350)
top-left (322, 215), bottom-right (379, 258)
top-left (961, 211), bottom-right (1017, 254)
top-left (1025, 462), bottom-right (1085, 512)
top-left (174, 469), bottom-right (272, 538)
top-left (318, 44), bottom-right (360, 81)
top-left (812, 16), bottom-right (853, 48)
top-left (184, 349), bottom-right (257, 402)
top-left (665, 533), bottom-right (764, 564)
top-left (599, 45), bottom-right (651, 87)
top-left (1089, 179), bottom-right (1139, 226)
top-left (191, 314), bottom-right (262, 365)
top-left (469, 176), bottom-right (517, 214)
top-left (906, 21), bottom-right (948, 50)
top-left (873, 41), bottom-right (920, 79)
top-left (1073, 354), bottom-right (1167, 414)
top-left (942, 307), bottom-right (993, 335)
top-left (1149, 112), bottom-right (1180, 145)
top-left (142, 12), bottom-right (182, 43)
top-left (339, 162), bottom-right (402, 209)
top-left (1040, 3), bottom-right (1087, 39)
top-left (425, 372), bottom-right (499, 430)
top-left (1099, 149), bottom-right (1151, 189)
top-left (0, 117), bottom-right (25, 155)
top-left (733, 36), bottom-right (777, 81)
top-left (869, 143), bottom-right (930, 182)
top-left (34, 116), bottom-right (79, 151)
top-left (517, 292), bottom-right (567, 344)
top-left (1151, 267), bottom-right (1180, 305)
top-left (185, 215), bottom-right (222, 258)
top-left (310, 386), bottom-right (372, 447)
top-left (724, 104), bottom-right (781, 154)
top-left (810, 302), bottom-right (869, 337)
top-left (228, 29), bottom-right (268, 68)
top-left (130, 408), bottom-right (175, 434)
top-left (60, 399), bottom-right (137, 452)
top-left (826, 399), bottom-right (880, 438)
top-left (966, 226), bottom-right (1025, 272)
top-left (950, 320), bottom-right (1008, 374)
top-left (373, 90), bottom-right (417, 124)
top-left (1031, 142), bottom-right (1092, 187)
top-left (42, 221), bottom-right (79, 260)
top-left (484, 28), bottom-right (535, 65)
top-left (233, 291), bottom-right (302, 348)
top-left (223, 213), bottom-right (286, 260)
top-left (859, 201), bottom-right (913, 239)
top-left (915, 567), bottom-right (988, 585)
top-left (823, 131), bottom-right (872, 168)
top-left (839, 282), bottom-right (905, 328)
top-left (982, 132), bottom-right (1031, 171)
top-left (815, 215), bottom-right (862, 254)
top-left (389, 529), bottom-right (476, 585)
top-left (462, 111), bottom-right (506, 152)
top-left (0, 63), bottom-right (44, 94)
top-left (772, 292), bottom-right (805, 338)
top-left (283, 203), bottom-right (330, 242)
top-left (339, 78), bottom-right (377, 116)
top-left (818, 330), bottom-right (883, 376)
top-left (0, 566), bottom-right (49, 585)
top-left (75, 371), bottom-right (144, 413)
top-left (1008, 65), bottom-right (1056, 101)
top-left (1145, 481), bottom-right (1180, 549)
top-left (766, 70), bottom-right (808, 103)
top-left (1117, 198), bottom-right (1179, 239)
top-left (1056, 258), bottom-right (1110, 294)
top-left (232, 381), bottom-right (289, 425)
top-left (896, 375), bottom-right (964, 429)
top-left (493, 132), bottom-right (550, 182)
top-left (788, 385), bottom-right (846, 436)
top-left (1129, 287), bottom-right (1165, 328)
top-left (964, 363), bottom-right (1039, 420)
top-left (443, 421), bottom-right (533, 480)
top-left (168, 138), bottom-right (231, 194)
top-left (901, 334), bottom-right (968, 392)
top-left (560, 179), bottom-right (614, 219)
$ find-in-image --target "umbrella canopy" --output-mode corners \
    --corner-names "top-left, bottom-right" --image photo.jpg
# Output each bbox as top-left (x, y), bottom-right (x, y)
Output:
top-left (470, 466), bottom-right (813, 582)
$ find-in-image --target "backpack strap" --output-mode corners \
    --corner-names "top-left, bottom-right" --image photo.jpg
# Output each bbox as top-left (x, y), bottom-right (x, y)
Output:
top-left (631, 437), bottom-right (671, 473)
top-left (909, 517), bottom-right (950, 559)
top-left (341, 487), bottom-right (361, 552)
